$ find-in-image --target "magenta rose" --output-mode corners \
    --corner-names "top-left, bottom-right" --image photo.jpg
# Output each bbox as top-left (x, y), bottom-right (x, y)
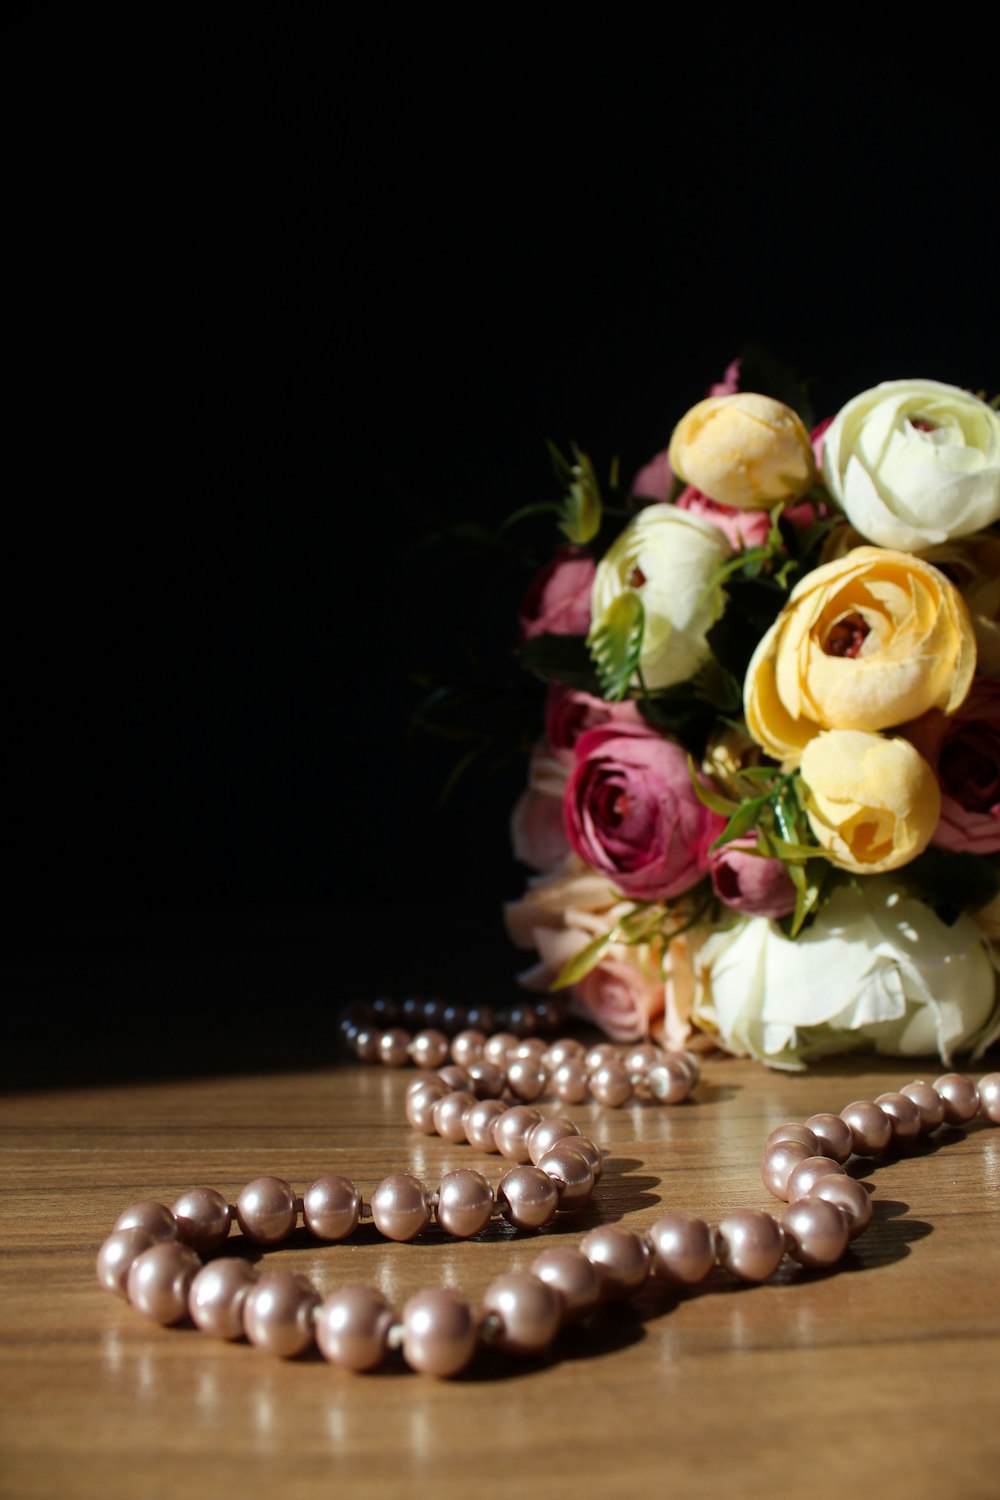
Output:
top-left (904, 678), bottom-right (1000, 854)
top-left (708, 836), bottom-right (797, 919)
top-left (676, 486), bottom-right (772, 551)
top-left (564, 724), bottom-right (725, 900)
top-left (518, 547), bottom-right (596, 642)
top-left (545, 684), bottom-right (644, 767)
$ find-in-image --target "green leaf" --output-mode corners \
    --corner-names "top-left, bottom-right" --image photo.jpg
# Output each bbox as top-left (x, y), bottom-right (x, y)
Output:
top-left (587, 591), bottom-right (644, 702)
top-left (900, 847), bottom-right (1000, 921)
top-left (558, 446), bottom-right (603, 545)
top-left (551, 929), bottom-right (618, 989)
top-left (712, 796), bottom-right (769, 848)
top-left (687, 755), bottom-right (739, 816)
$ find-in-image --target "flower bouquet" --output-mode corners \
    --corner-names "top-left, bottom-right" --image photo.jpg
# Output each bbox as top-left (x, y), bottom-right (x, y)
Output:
top-left (505, 360), bottom-right (1000, 1069)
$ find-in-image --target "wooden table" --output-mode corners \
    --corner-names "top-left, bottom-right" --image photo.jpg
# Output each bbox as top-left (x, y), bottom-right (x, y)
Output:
top-left (2, 1051), bottom-right (997, 1500)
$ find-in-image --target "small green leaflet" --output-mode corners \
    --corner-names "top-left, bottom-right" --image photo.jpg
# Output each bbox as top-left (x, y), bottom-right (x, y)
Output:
top-left (588, 591), bottom-right (644, 702)
top-left (552, 444), bottom-right (603, 545)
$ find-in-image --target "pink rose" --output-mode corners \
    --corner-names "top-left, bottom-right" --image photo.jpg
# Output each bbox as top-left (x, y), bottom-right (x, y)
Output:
top-left (810, 414), bottom-right (834, 472)
top-left (518, 548), bottom-right (595, 642)
top-left (545, 684), bottom-right (645, 767)
top-left (573, 952), bottom-right (665, 1042)
top-left (510, 746), bottom-right (571, 872)
top-left (708, 836), bottom-right (797, 919)
top-left (707, 357), bottom-right (742, 398)
top-left (564, 724), bottom-right (725, 900)
top-left (632, 359), bottom-right (742, 503)
top-left (904, 679), bottom-right (1000, 854)
top-left (676, 485), bottom-right (772, 551)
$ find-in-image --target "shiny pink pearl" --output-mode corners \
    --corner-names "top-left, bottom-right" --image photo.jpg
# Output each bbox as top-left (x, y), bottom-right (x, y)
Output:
top-left (405, 1081), bottom-right (448, 1134)
top-left (352, 1026), bottom-right (380, 1062)
top-left (647, 1213), bottom-right (716, 1286)
top-left (436, 1064), bottom-right (471, 1091)
top-left (552, 1059), bottom-right (591, 1104)
top-left (556, 1136), bottom-right (603, 1183)
top-left (764, 1122), bottom-right (821, 1154)
top-left (378, 1028), bottom-right (411, 1067)
top-left (235, 1177), bottom-right (298, 1244)
top-left (623, 1042), bottom-right (661, 1077)
top-left (465, 1061), bottom-right (505, 1098)
top-left (785, 1156), bottom-right (847, 1202)
top-left (370, 1173), bottom-right (430, 1241)
top-left (581, 1226), bottom-right (649, 1299)
top-left (127, 1241), bottom-right (201, 1324)
top-left (530, 1247), bottom-right (601, 1323)
top-left (528, 1116), bottom-right (580, 1164)
top-left (804, 1112), bottom-right (854, 1163)
top-left (542, 1038), bottom-right (585, 1071)
top-left (402, 1288), bottom-right (477, 1377)
top-left (646, 1057), bottom-right (693, 1104)
top-left (171, 1187), bottom-right (232, 1255)
top-left (497, 1166), bottom-right (559, 1230)
top-left (462, 1098), bottom-right (506, 1152)
top-left (761, 1140), bottom-right (816, 1200)
top-left (511, 1038), bottom-right (547, 1062)
top-left (589, 1060), bottom-right (634, 1107)
top-left (188, 1258), bottom-right (258, 1339)
top-left (243, 1270), bottom-right (319, 1358)
top-left (874, 1091), bottom-right (922, 1141)
top-left (900, 1081), bottom-right (947, 1132)
top-left (840, 1100), bottom-right (893, 1157)
top-left (536, 1144), bottom-right (595, 1210)
top-left (507, 1058), bottom-right (548, 1102)
top-left (808, 1174), bottom-right (873, 1238)
top-left (978, 1073), bottom-right (1000, 1124)
top-left (431, 1090), bottom-right (478, 1143)
top-left (114, 1201), bottom-right (177, 1242)
top-left (405, 1070), bottom-right (443, 1097)
top-left (783, 1198), bottom-right (850, 1269)
top-left (483, 1032), bottom-right (519, 1068)
top-left (315, 1286), bottom-right (395, 1371)
top-left (676, 1051), bottom-right (701, 1085)
top-left (450, 1029), bottom-right (486, 1067)
top-left (584, 1043), bottom-right (617, 1072)
top-left (302, 1175), bottom-right (362, 1241)
top-left (482, 1272), bottom-right (562, 1355)
top-left (436, 1169), bottom-right (494, 1238)
top-left (716, 1209), bottom-right (785, 1282)
top-left (96, 1227), bottom-right (157, 1297)
top-left (408, 1029), bottom-right (449, 1070)
top-left (933, 1073), bottom-right (980, 1124)
top-left (493, 1106), bottom-right (542, 1163)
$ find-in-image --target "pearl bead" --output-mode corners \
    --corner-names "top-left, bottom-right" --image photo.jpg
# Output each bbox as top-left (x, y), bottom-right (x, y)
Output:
top-left (431, 1090), bottom-right (478, 1143)
top-left (978, 1072), bottom-right (1000, 1124)
top-left (370, 1173), bottom-right (430, 1241)
top-left (96, 1227), bottom-right (157, 1297)
top-left (934, 1073), bottom-right (981, 1124)
top-left (483, 1032), bottom-right (518, 1068)
top-left (402, 1288), bottom-right (477, 1377)
top-left (584, 1044), bottom-right (617, 1073)
top-left (542, 1038), bottom-right (586, 1071)
top-left (188, 1258), bottom-right (258, 1339)
top-left (316, 1286), bottom-right (395, 1371)
top-left (378, 1028), bottom-right (411, 1067)
top-left (465, 1061), bottom-right (505, 1098)
top-left (235, 1176), bottom-right (298, 1244)
top-left (783, 1198), bottom-right (850, 1269)
top-left (436, 1169), bottom-right (494, 1238)
top-left (127, 1241), bottom-right (201, 1324)
top-left (552, 1059), bottom-right (591, 1104)
top-left (493, 1106), bottom-right (542, 1163)
top-left (243, 1270), bottom-right (319, 1357)
top-left (506, 1058), bottom-right (548, 1102)
top-left (588, 1060), bottom-right (634, 1108)
top-left (450, 1029), bottom-right (486, 1067)
top-left (581, 1226), bottom-right (649, 1298)
top-left (482, 1272), bottom-right (562, 1355)
top-left (647, 1212), bottom-right (716, 1286)
top-left (553, 1135), bottom-right (603, 1184)
top-left (785, 1156), bottom-right (847, 1202)
top-left (530, 1247), bottom-right (602, 1323)
top-left (647, 1057), bottom-right (692, 1103)
top-left (405, 1081), bottom-right (447, 1134)
top-left (536, 1144), bottom-right (595, 1210)
top-left (761, 1139), bottom-right (816, 1200)
top-left (436, 1064), bottom-right (471, 1091)
top-left (900, 1081), bottom-right (947, 1132)
top-left (716, 1209), bottom-right (785, 1282)
top-left (527, 1117), bottom-right (580, 1165)
top-left (873, 1091), bottom-right (923, 1141)
top-left (807, 1174), bottom-right (873, 1238)
top-left (463, 1098), bottom-right (506, 1151)
top-left (623, 1042), bottom-right (662, 1077)
top-left (408, 1029), bottom-right (449, 1070)
top-left (171, 1187), bottom-right (233, 1255)
top-left (839, 1100), bottom-right (892, 1157)
top-left (497, 1166), bottom-right (559, 1230)
top-left (804, 1112), bottom-right (854, 1163)
top-left (302, 1175), bottom-right (362, 1241)
top-left (764, 1122), bottom-right (821, 1154)
top-left (114, 1201), bottom-right (177, 1242)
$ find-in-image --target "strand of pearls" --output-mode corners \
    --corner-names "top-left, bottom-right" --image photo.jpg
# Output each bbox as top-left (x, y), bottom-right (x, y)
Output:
top-left (97, 1070), bottom-right (1000, 1378)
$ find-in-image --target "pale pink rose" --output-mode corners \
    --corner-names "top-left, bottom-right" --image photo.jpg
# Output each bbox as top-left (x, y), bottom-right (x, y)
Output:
top-left (573, 951), bottom-right (665, 1042)
top-left (708, 836), bottom-right (797, 919)
top-left (518, 547), bottom-right (595, 641)
top-left (511, 746), bottom-right (571, 872)
top-left (545, 684), bottom-right (645, 767)
top-left (564, 724), bottom-right (725, 901)
top-left (676, 485), bottom-right (772, 551)
top-left (632, 359), bottom-right (742, 503)
top-left (903, 679), bottom-right (1000, 854)
top-left (707, 358), bottom-right (742, 398)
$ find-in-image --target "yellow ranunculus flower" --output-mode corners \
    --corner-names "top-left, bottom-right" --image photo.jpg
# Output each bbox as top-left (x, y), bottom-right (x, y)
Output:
top-left (667, 392), bottom-right (815, 510)
top-left (799, 731), bottom-right (941, 874)
top-left (744, 546), bottom-right (976, 766)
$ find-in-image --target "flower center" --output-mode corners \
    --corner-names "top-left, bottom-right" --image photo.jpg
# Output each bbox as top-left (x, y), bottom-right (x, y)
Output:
top-left (628, 566), bottom-right (647, 589)
top-left (823, 612), bottom-right (871, 659)
top-left (908, 416), bottom-right (937, 433)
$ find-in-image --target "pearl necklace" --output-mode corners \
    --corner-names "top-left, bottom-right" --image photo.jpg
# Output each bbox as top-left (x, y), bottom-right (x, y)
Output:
top-left (96, 1061), bottom-right (1000, 1378)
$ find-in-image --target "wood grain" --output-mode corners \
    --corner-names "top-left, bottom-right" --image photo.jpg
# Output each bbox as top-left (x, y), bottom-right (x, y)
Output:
top-left (1, 1053), bottom-right (997, 1500)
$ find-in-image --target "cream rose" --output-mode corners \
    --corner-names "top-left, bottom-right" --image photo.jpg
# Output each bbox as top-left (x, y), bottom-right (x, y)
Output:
top-left (694, 881), bottom-right (1000, 1070)
top-left (744, 546), bottom-right (977, 766)
top-left (589, 504), bottom-right (731, 690)
top-left (799, 730), bottom-right (940, 874)
top-left (822, 378), bottom-right (1000, 551)
top-left (668, 393), bottom-right (815, 511)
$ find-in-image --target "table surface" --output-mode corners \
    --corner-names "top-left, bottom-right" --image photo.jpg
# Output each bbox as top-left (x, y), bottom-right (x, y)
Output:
top-left (1, 1049), bottom-right (998, 1500)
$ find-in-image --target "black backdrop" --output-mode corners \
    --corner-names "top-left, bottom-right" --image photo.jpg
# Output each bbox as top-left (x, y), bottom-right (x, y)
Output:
top-left (8, 19), bottom-right (998, 1081)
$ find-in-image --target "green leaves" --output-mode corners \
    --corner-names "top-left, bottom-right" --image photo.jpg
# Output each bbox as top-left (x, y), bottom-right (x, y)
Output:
top-left (549, 442), bottom-right (603, 545)
top-left (587, 591), bottom-right (645, 702)
top-left (901, 847), bottom-right (1000, 924)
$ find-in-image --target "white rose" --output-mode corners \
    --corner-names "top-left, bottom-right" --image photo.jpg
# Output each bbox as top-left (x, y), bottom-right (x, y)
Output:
top-left (694, 881), bottom-right (999, 1070)
top-left (590, 504), bottom-right (732, 690)
top-left (822, 378), bottom-right (1000, 552)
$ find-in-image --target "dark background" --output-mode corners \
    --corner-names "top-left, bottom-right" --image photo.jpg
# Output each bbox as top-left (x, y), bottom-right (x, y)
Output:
top-left (8, 18), bottom-right (997, 1083)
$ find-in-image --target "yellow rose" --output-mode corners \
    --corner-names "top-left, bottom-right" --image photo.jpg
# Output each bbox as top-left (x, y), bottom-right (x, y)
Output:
top-left (744, 546), bottom-right (976, 766)
top-left (800, 731), bottom-right (941, 874)
top-left (667, 392), bottom-right (815, 510)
